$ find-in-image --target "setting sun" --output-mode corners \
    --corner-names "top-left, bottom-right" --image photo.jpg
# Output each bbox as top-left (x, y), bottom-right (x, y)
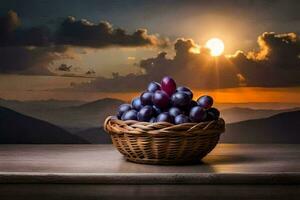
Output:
top-left (205, 38), bottom-right (225, 56)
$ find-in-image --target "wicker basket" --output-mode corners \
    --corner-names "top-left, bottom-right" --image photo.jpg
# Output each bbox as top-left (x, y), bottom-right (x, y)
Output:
top-left (104, 116), bottom-right (225, 165)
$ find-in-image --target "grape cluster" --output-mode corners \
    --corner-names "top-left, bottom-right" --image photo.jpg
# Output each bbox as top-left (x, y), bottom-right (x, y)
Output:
top-left (116, 76), bottom-right (220, 124)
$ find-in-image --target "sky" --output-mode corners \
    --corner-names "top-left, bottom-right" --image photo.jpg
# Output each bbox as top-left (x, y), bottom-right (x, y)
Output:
top-left (0, 0), bottom-right (300, 103)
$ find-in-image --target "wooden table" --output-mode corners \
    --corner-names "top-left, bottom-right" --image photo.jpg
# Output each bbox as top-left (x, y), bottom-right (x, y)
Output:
top-left (0, 144), bottom-right (299, 199)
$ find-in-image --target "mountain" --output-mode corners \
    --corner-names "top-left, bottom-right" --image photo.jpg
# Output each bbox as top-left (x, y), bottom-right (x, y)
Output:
top-left (221, 107), bottom-right (300, 123)
top-left (2, 98), bottom-right (299, 128)
top-left (72, 111), bottom-right (300, 144)
top-left (72, 127), bottom-right (112, 144)
top-left (0, 98), bottom-right (85, 111)
top-left (44, 98), bottom-right (124, 128)
top-left (0, 106), bottom-right (88, 144)
top-left (222, 110), bottom-right (300, 143)
top-left (3, 98), bottom-right (300, 144)
top-left (0, 98), bottom-right (124, 128)
top-left (73, 98), bottom-right (124, 111)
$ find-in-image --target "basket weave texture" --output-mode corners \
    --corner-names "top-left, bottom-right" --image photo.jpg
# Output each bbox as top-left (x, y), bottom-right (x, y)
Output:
top-left (104, 116), bottom-right (225, 165)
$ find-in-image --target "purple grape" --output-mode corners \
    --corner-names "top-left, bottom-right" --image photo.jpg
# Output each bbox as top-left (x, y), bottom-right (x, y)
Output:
top-left (197, 95), bottom-right (213, 109)
top-left (152, 105), bottom-right (162, 116)
top-left (171, 92), bottom-right (191, 108)
top-left (161, 76), bottom-right (177, 96)
top-left (140, 91), bottom-right (153, 105)
top-left (189, 106), bottom-right (207, 122)
top-left (147, 81), bottom-right (161, 93)
top-left (174, 114), bottom-right (190, 124)
top-left (152, 90), bottom-right (170, 109)
top-left (117, 104), bottom-right (132, 119)
top-left (137, 105), bottom-right (154, 122)
top-left (156, 112), bottom-right (174, 123)
top-left (176, 86), bottom-right (193, 99)
top-left (184, 100), bottom-right (198, 114)
top-left (190, 100), bottom-right (198, 108)
top-left (131, 97), bottom-right (143, 111)
top-left (149, 117), bottom-right (156, 123)
top-left (168, 107), bottom-right (183, 118)
top-left (121, 110), bottom-right (138, 121)
top-left (206, 107), bottom-right (220, 121)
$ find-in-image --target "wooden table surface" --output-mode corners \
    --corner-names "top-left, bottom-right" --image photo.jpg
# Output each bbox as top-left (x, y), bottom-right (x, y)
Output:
top-left (0, 144), bottom-right (299, 184)
top-left (0, 144), bottom-right (299, 200)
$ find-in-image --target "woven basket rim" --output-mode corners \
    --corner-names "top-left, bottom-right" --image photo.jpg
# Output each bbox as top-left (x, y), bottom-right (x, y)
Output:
top-left (104, 116), bottom-right (225, 136)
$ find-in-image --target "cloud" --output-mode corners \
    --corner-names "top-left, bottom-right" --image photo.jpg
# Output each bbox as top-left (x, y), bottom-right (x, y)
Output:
top-left (57, 63), bottom-right (72, 72)
top-left (0, 45), bottom-right (73, 75)
top-left (73, 32), bottom-right (300, 91)
top-left (0, 11), bottom-right (167, 48)
top-left (0, 10), bottom-right (20, 34)
top-left (0, 10), bottom-right (52, 47)
top-left (248, 32), bottom-right (300, 65)
top-left (56, 16), bottom-right (169, 48)
top-left (86, 70), bottom-right (96, 75)
top-left (233, 32), bottom-right (300, 87)
top-left (0, 11), bottom-right (299, 88)
top-left (0, 11), bottom-right (72, 75)
top-left (0, 10), bottom-right (168, 75)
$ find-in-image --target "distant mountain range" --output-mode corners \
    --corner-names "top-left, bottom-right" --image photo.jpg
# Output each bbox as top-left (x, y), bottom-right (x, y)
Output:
top-left (221, 107), bottom-right (300, 123)
top-left (0, 98), bottom-right (124, 128)
top-left (1, 98), bottom-right (299, 128)
top-left (70, 110), bottom-right (300, 144)
top-left (51, 98), bottom-right (124, 128)
top-left (1, 98), bottom-right (300, 144)
top-left (0, 98), bottom-right (85, 110)
top-left (222, 110), bottom-right (300, 143)
top-left (0, 106), bottom-right (88, 144)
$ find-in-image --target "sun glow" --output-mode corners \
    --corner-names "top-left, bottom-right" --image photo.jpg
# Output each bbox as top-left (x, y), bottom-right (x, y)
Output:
top-left (205, 38), bottom-right (225, 56)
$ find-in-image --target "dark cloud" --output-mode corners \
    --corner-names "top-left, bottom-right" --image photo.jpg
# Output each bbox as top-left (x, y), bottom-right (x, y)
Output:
top-left (56, 16), bottom-right (168, 48)
top-left (0, 10), bottom-right (20, 34)
top-left (233, 32), bottom-right (300, 87)
top-left (73, 32), bottom-right (300, 91)
top-left (0, 10), bottom-right (167, 75)
top-left (0, 45), bottom-right (73, 75)
top-left (0, 10), bottom-right (52, 47)
top-left (57, 63), bottom-right (72, 72)
top-left (248, 32), bottom-right (300, 67)
top-left (0, 11), bottom-right (70, 75)
top-left (86, 70), bottom-right (95, 75)
top-left (0, 11), bottom-right (167, 48)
